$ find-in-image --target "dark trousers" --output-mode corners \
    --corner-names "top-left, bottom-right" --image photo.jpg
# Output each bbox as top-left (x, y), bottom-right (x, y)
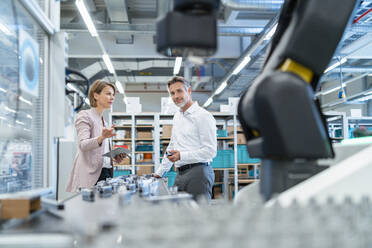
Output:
top-left (97, 168), bottom-right (112, 183)
top-left (175, 163), bottom-right (214, 200)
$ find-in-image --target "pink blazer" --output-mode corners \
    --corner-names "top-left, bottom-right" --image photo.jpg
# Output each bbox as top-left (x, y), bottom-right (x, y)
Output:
top-left (66, 108), bottom-right (106, 192)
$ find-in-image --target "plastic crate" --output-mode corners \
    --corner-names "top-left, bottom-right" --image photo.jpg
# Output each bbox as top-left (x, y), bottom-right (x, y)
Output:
top-left (136, 145), bottom-right (153, 151)
top-left (113, 169), bottom-right (131, 177)
top-left (237, 145), bottom-right (261, 164)
top-left (217, 130), bottom-right (228, 137)
top-left (211, 150), bottom-right (234, 168)
top-left (164, 171), bottom-right (177, 187)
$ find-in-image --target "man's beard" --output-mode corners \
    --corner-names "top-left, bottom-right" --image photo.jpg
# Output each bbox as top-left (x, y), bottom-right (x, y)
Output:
top-left (175, 99), bottom-right (187, 108)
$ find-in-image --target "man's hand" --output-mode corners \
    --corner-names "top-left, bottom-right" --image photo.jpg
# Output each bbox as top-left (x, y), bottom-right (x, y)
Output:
top-left (153, 173), bottom-right (161, 178)
top-left (168, 150), bottom-right (180, 162)
top-left (114, 153), bottom-right (126, 164)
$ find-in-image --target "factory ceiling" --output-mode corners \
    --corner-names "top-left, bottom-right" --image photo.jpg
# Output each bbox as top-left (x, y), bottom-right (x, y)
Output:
top-left (61, 0), bottom-right (372, 111)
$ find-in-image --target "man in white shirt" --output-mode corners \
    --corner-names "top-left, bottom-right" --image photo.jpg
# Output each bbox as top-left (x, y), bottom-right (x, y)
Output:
top-left (154, 76), bottom-right (217, 200)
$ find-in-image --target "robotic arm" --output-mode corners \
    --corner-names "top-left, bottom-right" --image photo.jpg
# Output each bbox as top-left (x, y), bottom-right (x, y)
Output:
top-left (238, 0), bottom-right (358, 200)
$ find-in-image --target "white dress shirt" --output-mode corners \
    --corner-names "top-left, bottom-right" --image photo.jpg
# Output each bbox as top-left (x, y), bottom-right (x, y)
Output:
top-left (102, 119), bottom-right (112, 169)
top-left (155, 102), bottom-right (217, 176)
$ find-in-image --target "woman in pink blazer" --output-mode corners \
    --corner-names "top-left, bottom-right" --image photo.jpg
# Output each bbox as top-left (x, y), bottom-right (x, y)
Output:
top-left (66, 79), bottom-right (124, 192)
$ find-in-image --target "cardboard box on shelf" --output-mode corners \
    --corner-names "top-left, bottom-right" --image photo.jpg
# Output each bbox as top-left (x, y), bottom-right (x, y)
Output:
top-left (237, 133), bottom-right (247, 145)
top-left (227, 126), bottom-right (243, 136)
top-left (136, 166), bottom-right (153, 176)
top-left (1, 197), bottom-right (41, 219)
top-left (114, 157), bottom-right (131, 165)
top-left (137, 131), bottom-right (152, 139)
top-left (213, 186), bottom-right (223, 199)
top-left (137, 159), bottom-right (153, 163)
top-left (162, 125), bottom-right (173, 138)
top-left (115, 130), bottom-right (131, 139)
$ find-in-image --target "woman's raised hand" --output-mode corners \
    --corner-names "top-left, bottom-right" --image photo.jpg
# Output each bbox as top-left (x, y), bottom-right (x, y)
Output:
top-left (98, 125), bottom-right (116, 145)
top-left (102, 125), bottom-right (116, 139)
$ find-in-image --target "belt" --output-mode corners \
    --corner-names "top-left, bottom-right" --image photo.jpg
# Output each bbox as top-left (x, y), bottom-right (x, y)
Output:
top-left (177, 162), bottom-right (208, 172)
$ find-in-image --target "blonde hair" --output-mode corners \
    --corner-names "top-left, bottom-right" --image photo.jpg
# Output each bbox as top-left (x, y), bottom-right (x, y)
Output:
top-left (88, 79), bottom-right (116, 107)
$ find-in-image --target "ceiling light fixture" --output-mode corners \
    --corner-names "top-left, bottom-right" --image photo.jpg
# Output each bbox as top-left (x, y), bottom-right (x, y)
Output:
top-left (102, 54), bottom-right (115, 74)
top-left (0, 22), bottom-right (11, 36)
top-left (232, 56), bottom-right (251, 75)
top-left (173, 57), bottom-right (182, 75)
top-left (203, 97), bottom-right (213, 108)
top-left (215, 81), bottom-right (228, 95)
top-left (19, 96), bottom-right (32, 106)
top-left (75, 0), bottom-right (98, 37)
top-left (324, 57), bottom-right (347, 73)
top-left (264, 23), bottom-right (278, 40)
top-left (115, 80), bottom-right (124, 94)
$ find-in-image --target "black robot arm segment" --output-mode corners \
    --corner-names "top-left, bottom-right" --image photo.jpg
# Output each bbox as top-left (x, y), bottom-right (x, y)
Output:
top-left (156, 0), bottom-right (219, 57)
top-left (238, 0), bottom-right (358, 200)
top-left (263, 0), bottom-right (297, 69)
top-left (263, 0), bottom-right (358, 90)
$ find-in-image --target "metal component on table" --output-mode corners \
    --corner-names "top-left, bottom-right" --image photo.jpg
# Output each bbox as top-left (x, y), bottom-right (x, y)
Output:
top-left (98, 185), bottom-right (113, 198)
top-left (96, 181), bottom-right (107, 188)
top-left (169, 186), bottom-right (178, 195)
top-left (41, 198), bottom-right (65, 210)
top-left (81, 188), bottom-right (95, 202)
top-left (149, 180), bottom-right (160, 196)
top-left (126, 183), bottom-right (136, 194)
top-left (118, 186), bottom-right (131, 205)
top-left (111, 183), bottom-right (119, 193)
top-left (147, 192), bottom-right (193, 203)
top-left (138, 182), bottom-right (149, 197)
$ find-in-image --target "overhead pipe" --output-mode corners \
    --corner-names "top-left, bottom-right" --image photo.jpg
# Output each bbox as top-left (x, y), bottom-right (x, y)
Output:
top-left (220, 0), bottom-right (284, 10)
top-left (326, 67), bottom-right (372, 73)
top-left (203, 15), bottom-right (279, 106)
top-left (62, 23), bottom-right (262, 36)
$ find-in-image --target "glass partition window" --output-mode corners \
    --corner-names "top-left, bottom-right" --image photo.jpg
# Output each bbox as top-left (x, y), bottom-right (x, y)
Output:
top-left (0, 0), bottom-right (46, 193)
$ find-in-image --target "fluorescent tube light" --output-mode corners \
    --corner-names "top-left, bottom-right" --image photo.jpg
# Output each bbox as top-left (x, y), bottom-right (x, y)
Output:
top-left (5, 106), bottom-right (16, 113)
top-left (84, 98), bottom-right (90, 105)
top-left (173, 57), bottom-right (182, 75)
top-left (203, 97), bottom-right (213, 108)
top-left (324, 57), bottom-right (347, 73)
top-left (264, 23), bottom-right (277, 40)
top-left (354, 94), bottom-right (372, 102)
top-left (215, 81), bottom-right (228, 95)
top-left (363, 91), bottom-right (372, 96)
top-left (102, 54), bottom-right (115, 74)
top-left (19, 96), bottom-right (32, 106)
top-left (26, 114), bottom-right (32, 119)
top-left (75, 0), bottom-right (98, 37)
top-left (16, 120), bottom-right (25, 126)
top-left (232, 56), bottom-right (251, 75)
top-left (0, 87), bottom-right (6, 93)
top-left (0, 22), bottom-right (11, 36)
top-left (66, 83), bottom-right (79, 93)
top-left (115, 80), bottom-right (124, 94)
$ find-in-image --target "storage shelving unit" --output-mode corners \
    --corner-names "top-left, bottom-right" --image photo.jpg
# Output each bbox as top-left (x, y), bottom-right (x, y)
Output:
top-left (110, 112), bottom-right (260, 199)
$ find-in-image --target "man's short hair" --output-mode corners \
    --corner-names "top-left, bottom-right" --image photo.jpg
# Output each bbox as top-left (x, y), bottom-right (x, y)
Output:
top-left (167, 76), bottom-right (191, 90)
